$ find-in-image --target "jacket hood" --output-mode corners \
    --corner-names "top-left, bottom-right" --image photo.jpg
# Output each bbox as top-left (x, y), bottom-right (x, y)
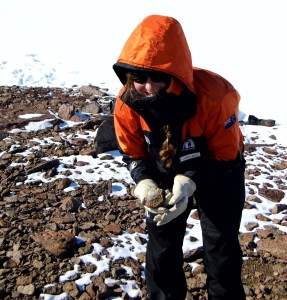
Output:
top-left (113, 15), bottom-right (195, 93)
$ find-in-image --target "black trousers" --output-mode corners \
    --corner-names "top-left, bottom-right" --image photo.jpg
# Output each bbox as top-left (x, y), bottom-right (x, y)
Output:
top-left (145, 159), bottom-right (246, 300)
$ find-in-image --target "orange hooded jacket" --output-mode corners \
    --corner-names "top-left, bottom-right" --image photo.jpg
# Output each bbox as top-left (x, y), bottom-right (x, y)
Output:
top-left (113, 15), bottom-right (244, 185)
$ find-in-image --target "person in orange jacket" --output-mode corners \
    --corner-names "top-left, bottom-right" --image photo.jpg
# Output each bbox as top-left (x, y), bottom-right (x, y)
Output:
top-left (113, 15), bottom-right (246, 300)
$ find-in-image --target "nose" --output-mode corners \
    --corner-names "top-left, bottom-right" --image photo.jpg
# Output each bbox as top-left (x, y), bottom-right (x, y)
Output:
top-left (143, 78), bottom-right (159, 95)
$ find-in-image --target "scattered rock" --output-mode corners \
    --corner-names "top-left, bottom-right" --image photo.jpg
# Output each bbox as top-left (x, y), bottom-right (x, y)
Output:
top-left (32, 230), bottom-right (77, 257)
top-left (258, 187), bottom-right (285, 202)
top-left (257, 235), bottom-right (287, 260)
top-left (248, 115), bottom-right (276, 127)
top-left (1, 85), bottom-right (287, 300)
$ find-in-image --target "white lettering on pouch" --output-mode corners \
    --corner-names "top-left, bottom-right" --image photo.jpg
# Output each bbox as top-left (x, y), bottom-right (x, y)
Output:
top-left (179, 152), bottom-right (201, 163)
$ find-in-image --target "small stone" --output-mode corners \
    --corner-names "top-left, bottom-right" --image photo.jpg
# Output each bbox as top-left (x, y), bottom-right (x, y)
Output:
top-left (144, 188), bottom-right (166, 208)
top-left (17, 284), bottom-right (35, 295)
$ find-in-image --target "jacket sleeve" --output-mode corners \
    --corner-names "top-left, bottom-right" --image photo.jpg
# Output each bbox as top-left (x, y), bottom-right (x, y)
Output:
top-left (204, 89), bottom-right (243, 160)
top-left (192, 69), bottom-right (244, 161)
top-left (113, 96), bottom-right (160, 183)
top-left (188, 88), bottom-right (245, 187)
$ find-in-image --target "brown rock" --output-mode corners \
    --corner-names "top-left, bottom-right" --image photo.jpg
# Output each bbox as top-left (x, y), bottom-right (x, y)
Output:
top-left (80, 102), bottom-right (100, 114)
top-left (56, 177), bottom-right (73, 190)
top-left (273, 160), bottom-right (287, 170)
top-left (144, 188), bottom-right (166, 208)
top-left (103, 223), bottom-right (122, 235)
top-left (16, 275), bottom-right (33, 285)
top-left (258, 187), bottom-right (285, 202)
top-left (239, 232), bottom-right (256, 248)
top-left (257, 235), bottom-right (287, 260)
top-left (60, 196), bottom-right (82, 212)
top-left (271, 203), bottom-right (287, 214)
top-left (17, 284), bottom-right (35, 295)
top-left (58, 103), bottom-right (75, 120)
top-left (245, 222), bottom-right (259, 231)
top-left (32, 230), bottom-right (76, 257)
top-left (63, 281), bottom-right (80, 298)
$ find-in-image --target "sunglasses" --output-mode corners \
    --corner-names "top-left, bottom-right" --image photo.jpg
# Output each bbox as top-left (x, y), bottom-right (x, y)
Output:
top-left (129, 72), bottom-right (171, 84)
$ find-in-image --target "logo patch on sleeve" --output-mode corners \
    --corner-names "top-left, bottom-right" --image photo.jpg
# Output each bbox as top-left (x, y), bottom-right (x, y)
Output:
top-left (224, 113), bottom-right (236, 129)
top-left (182, 139), bottom-right (195, 151)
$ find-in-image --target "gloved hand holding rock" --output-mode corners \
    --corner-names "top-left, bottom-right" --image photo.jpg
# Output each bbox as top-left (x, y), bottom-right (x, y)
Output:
top-left (133, 179), bottom-right (169, 212)
top-left (154, 174), bottom-right (196, 226)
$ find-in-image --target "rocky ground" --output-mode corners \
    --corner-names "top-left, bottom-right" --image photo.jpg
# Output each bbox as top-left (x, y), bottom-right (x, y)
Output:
top-left (0, 85), bottom-right (287, 300)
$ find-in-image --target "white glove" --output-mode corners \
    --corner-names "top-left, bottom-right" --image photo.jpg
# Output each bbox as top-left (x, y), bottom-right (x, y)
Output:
top-left (133, 179), bottom-right (158, 205)
top-left (154, 174), bottom-right (196, 226)
top-left (134, 179), bottom-right (170, 213)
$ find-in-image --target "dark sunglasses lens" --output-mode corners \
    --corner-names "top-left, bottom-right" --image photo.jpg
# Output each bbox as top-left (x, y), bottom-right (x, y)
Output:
top-left (130, 72), bottom-right (170, 83)
top-left (149, 73), bottom-right (170, 83)
top-left (130, 73), bottom-right (148, 83)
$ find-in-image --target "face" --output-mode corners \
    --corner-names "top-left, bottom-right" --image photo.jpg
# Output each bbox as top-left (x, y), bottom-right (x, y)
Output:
top-left (129, 72), bottom-right (170, 97)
